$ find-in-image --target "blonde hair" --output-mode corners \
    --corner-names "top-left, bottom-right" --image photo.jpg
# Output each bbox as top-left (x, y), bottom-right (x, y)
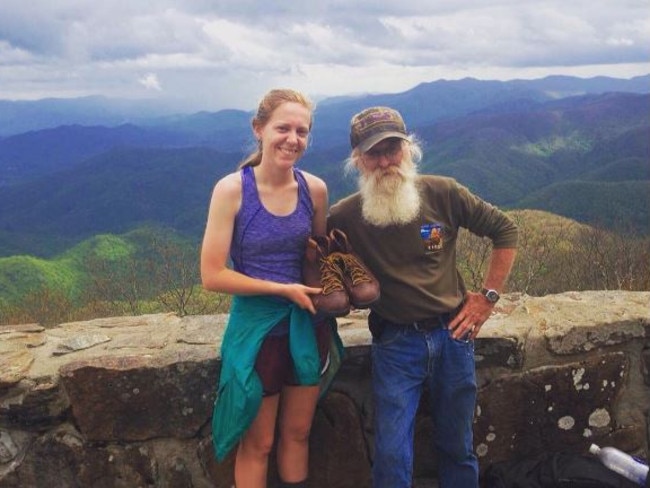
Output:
top-left (239, 88), bottom-right (314, 169)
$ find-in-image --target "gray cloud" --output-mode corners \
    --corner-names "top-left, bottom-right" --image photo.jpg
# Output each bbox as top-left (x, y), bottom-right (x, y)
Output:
top-left (0, 0), bottom-right (648, 110)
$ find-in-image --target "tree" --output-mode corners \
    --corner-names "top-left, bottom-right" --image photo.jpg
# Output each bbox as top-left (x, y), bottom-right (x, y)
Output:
top-left (456, 230), bottom-right (492, 292)
top-left (559, 223), bottom-right (650, 292)
top-left (75, 230), bottom-right (230, 319)
top-left (147, 235), bottom-right (223, 316)
top-left (82, 243), bottom-right (153, 316)
top-left (506, 212), bottom-right (575, 295)
top-left (20, 285), bottom-right (73, 327)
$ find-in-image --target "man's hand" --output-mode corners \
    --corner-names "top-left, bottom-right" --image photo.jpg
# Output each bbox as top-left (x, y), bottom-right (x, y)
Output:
top-left (448, 291), bottom-right (494, 341)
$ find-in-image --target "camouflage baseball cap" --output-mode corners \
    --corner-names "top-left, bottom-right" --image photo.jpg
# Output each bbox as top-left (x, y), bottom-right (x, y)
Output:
top-left (350, 106), bottom-right (409, 152)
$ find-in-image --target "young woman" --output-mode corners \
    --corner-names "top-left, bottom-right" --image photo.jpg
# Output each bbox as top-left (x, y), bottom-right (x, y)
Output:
top-left (201, 88), bottom-right (334, 488)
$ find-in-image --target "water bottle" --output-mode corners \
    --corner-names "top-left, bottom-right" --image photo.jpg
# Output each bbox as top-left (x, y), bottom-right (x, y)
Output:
top-left (589, 443), bottom-right (649, 486)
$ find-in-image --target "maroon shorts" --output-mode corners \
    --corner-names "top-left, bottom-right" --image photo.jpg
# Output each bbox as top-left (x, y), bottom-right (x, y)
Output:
top-left (254, 320), bottom-right (331, 396)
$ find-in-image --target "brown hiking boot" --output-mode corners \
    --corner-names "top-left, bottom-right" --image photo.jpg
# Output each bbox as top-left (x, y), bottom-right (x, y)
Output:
top-left (329, 229), bottom-right (380, 309)
top-left (302, 235), bottom-right (350, 317)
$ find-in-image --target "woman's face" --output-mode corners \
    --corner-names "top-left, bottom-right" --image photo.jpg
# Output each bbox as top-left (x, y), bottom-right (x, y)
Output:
top-left (254, 102), bottom-right (311, 168)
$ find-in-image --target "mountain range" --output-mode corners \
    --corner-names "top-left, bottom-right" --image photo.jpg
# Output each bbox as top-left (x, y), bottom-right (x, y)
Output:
top-left (0, 74), bottom-right (648, 258)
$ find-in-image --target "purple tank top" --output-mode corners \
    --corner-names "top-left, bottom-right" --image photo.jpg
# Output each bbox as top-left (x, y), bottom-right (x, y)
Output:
top-left (231, 165), bottom-right (313, 284)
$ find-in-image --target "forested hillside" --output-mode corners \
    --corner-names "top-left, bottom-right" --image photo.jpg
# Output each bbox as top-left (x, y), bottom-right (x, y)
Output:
top-left (1, 211), bottom-right (648, 326)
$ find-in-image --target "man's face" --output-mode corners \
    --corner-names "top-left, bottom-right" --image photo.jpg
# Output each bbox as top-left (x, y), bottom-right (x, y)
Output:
top-left (360, 138), bottom-right (404, 175)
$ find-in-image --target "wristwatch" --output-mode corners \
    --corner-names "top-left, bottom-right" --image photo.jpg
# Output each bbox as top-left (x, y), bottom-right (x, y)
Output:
top-left (481, 288), bottom-right (500, 304)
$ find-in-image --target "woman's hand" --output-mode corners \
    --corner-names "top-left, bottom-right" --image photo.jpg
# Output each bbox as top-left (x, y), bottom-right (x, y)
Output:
top-left (278, 283), bottom-right (323, 314)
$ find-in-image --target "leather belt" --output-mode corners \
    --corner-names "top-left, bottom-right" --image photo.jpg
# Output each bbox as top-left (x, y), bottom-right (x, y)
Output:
top-left (409, 317), bottom-right (447, 331)
top-left (374, 309), bottom-right (460, 332)
top-left (368, 305), bottom-right (462, 339)
top-left (394, 303), bottom-right (463, 331)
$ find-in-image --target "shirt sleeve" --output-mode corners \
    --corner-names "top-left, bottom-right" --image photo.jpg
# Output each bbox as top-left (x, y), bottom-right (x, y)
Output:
top-left (453, 181), bottom-right (519, 248)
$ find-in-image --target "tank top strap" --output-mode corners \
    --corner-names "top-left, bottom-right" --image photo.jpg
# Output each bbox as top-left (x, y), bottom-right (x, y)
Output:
top-left (234, 166), bottom-right (264, 248)
top-left (240, 165), bottom-right (262, 206)
top-left (293, 168), bottom-right (314, 214)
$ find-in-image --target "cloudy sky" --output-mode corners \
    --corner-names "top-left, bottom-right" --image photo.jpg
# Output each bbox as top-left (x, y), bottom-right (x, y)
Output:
top-left (1, 0), bottom-right (648, 111)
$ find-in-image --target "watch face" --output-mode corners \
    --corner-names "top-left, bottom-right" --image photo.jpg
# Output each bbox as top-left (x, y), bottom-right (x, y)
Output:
top-left (484, 289), bottom-right (500, 303)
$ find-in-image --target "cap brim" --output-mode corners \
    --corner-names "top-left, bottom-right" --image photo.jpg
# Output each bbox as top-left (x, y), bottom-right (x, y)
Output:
top-left (357, 132), bottom-right (409, 153)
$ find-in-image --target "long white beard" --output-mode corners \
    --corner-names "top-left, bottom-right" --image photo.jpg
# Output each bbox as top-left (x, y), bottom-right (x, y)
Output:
top-left (358, 162), bottom-right (421, 227)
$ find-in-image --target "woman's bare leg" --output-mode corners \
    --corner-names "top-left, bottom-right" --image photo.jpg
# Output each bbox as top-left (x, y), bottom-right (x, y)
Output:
top-left (234, 394), bottom-right (281, 488)
top-left (276, 385), bottom-right (320, 483)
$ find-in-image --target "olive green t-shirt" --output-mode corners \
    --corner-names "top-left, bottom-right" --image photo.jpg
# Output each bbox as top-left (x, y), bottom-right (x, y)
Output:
top-left (327, 175), bottom-right (518, 323)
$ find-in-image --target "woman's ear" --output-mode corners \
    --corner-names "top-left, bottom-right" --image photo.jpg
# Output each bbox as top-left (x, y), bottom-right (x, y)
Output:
top-left (252, 121), bottom-right (262, 142)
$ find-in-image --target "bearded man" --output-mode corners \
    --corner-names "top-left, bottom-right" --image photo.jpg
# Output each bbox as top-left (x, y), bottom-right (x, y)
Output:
top-left (327, 106), bottom-right (519, 488)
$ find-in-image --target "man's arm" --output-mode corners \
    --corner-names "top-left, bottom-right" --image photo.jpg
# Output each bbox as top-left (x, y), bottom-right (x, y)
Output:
top-left (483, 247), bottom-right (518, 292)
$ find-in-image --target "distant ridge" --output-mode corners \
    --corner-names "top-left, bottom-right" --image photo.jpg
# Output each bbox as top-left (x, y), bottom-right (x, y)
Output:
top-left (1, 74), bottom-right (648, 136)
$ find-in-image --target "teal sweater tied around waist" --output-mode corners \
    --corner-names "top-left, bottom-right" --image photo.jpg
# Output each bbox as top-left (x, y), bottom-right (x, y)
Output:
top-left (212, 295), bottom-right (344, 461)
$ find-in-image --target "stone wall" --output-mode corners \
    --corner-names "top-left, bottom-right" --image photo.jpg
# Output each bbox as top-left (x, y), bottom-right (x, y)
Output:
top-left (1, 291), bottom-right (649, 488)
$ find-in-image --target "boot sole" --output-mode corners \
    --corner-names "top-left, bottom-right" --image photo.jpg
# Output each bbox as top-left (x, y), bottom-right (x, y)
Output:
top-left (350, 293), bottom-right (380, 309)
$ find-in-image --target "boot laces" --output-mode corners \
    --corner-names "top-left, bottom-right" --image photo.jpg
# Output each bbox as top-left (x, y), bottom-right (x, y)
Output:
top-left (319, 256), bottom-right (346, 294)
top-left (337, 253), bottom-right (372, 285)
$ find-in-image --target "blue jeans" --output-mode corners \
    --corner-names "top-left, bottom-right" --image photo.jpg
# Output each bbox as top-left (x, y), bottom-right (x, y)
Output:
top-left (371, 320), bottom-right (478, 488)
